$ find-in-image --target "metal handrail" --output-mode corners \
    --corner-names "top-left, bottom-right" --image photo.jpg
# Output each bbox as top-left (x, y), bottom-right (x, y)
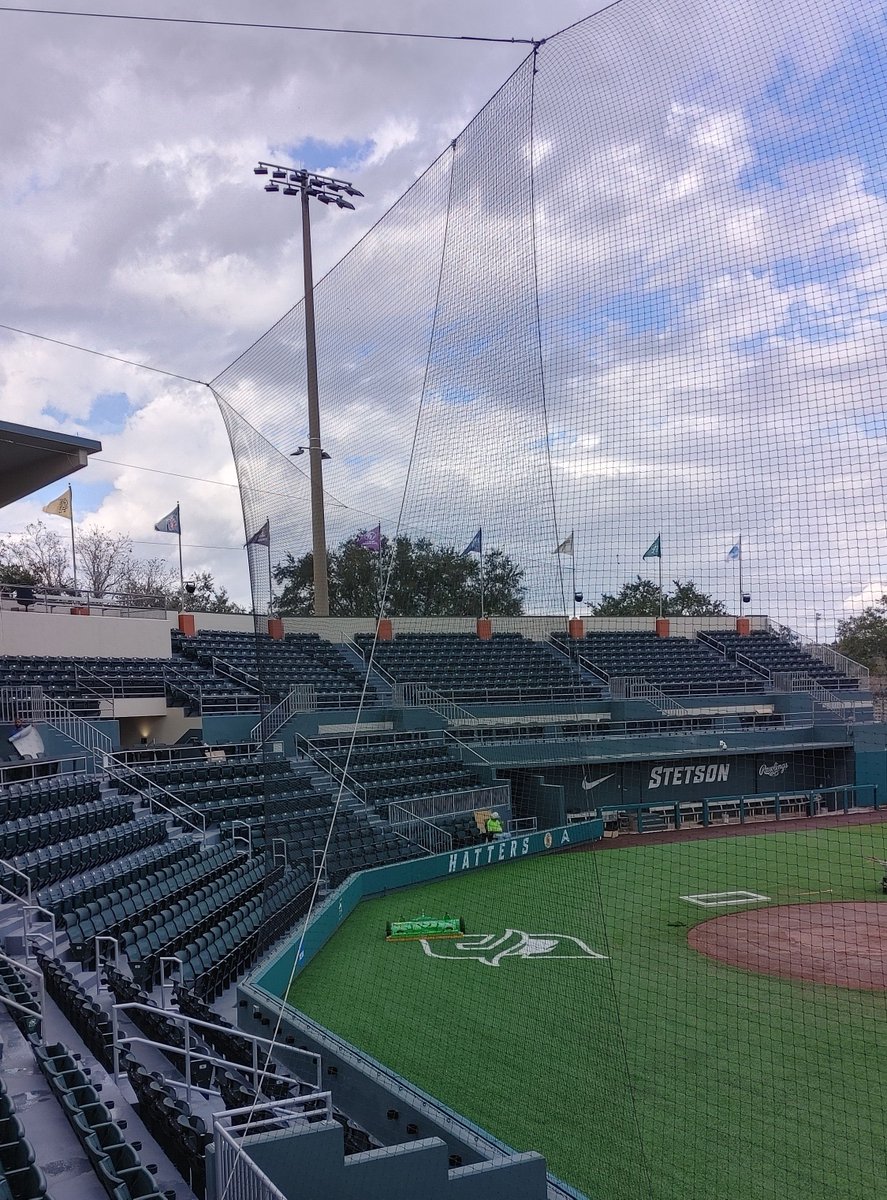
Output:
top-left (296, 734), bottom-right (369, 803)
top-left (0, 581), bottom-right (166, 616)
top-left (111, 1001), bottom-right (323, 1099)
top-left (388, 803), bottom-right (453, 855)
top-left (609, 675), bottom-right (688, 711)
top-left (0, 859), bottom-right (33, 904)
top-left (453, 709), bottom-right (832, 747)
top-left (392, 681), bottom-right (475, 723)
top-left (251, 685), bottom-right (315, 742)
top-left (547, 634), bottom-right (612, 685)
top-left (104, 755), bottom-right (207, 837)
top-left (0, 951), bottom-right (44, 1032)
top-left (389, 783), bottom-right (511, 822)
top-left (211, 655), bottom-right (263, 693)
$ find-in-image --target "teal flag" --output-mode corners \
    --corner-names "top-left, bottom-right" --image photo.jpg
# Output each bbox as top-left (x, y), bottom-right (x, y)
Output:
top-left (643, 534), bottom-right (661, 559)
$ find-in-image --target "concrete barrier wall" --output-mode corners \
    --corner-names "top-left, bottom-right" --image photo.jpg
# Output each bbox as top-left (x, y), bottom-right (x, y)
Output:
top-left (0, 608), bottom-right (173, 658)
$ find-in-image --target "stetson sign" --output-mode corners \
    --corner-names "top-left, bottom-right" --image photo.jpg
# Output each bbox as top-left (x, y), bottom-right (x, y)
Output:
top-left (648, 762), bottom-right (730, 789)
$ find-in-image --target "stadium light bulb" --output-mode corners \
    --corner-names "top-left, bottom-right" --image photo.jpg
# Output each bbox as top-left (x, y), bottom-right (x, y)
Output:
top-left (254, 165), bottom-right (268, 175)
top-left (264, 182), bottom-right (280, 192)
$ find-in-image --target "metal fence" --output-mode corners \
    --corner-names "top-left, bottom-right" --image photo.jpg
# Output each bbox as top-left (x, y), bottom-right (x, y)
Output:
top-left (390, 784), bottom-right (511, 823)
top-left (0, 583), bottom-right (167, 618)
top-left (388, 803), bottom-right (453, 855)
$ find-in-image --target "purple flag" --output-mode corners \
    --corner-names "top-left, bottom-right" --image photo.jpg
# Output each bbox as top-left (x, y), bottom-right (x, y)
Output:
top-left (356, 524), bottom-right (381, 551)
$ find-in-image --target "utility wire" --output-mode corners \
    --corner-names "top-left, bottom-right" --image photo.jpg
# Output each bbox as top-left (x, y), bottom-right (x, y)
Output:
top-left (0, 7), bottom-right (539, 44)
top-left (0, 322), bottom-right (206, 385)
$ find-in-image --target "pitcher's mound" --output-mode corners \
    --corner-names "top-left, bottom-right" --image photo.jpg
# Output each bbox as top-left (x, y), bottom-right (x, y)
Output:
top-left (688, 902), bottom-right (887, 990)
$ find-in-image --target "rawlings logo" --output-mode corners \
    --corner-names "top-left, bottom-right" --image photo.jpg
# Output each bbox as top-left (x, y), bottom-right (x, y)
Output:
top-left (419, 929), bottom-right (608, 967)
top-left (759, 762), bottom-right (789, 777)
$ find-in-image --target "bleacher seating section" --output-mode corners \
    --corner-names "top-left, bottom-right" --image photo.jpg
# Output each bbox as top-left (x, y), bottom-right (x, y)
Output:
top-left (0, 754), bottom-right (381, 1197)
top-left (0, 1072), bottom-right (54, 1200)
top-left (171, 629), bottom-right (374, 708)
top-left (353, 631), bottom-right (603, 701)
top-left (31, 1035), bottom-right (174, 1199)
top-left (567, 630), bottom-right (765, 694)
top-left (705, 630), bottom-right (860, 689)
top-left (312, 733), bottom-right (487, 806)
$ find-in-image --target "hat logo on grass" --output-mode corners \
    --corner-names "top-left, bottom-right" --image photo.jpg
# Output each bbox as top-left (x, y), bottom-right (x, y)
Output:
top-left (420, 929), bottom-right (607, 967)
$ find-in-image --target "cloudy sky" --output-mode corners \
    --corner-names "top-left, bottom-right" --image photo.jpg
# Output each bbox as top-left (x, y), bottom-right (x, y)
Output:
top-left (0, 0), bottom-right (591, 602)
top-left (3, 0), bottom-right (887, 634)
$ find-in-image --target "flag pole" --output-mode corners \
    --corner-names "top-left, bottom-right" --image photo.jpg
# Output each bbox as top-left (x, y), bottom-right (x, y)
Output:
top-left (267, 517), bottom-right (273, 615)
top-left (658, 539), bottom-right (663, 619)
top-left (176, 501), bottom-right (185, 611)
top-left (571, 530), bottom-right (576, 619)
top-left (480, 528), bottom-right (485, 619)
top-left (738, 534), bottom-right (743, 617)
top-left (67, 485), bottom-right (78, 593)
top-left (378, 521), bottom-right (383, 612)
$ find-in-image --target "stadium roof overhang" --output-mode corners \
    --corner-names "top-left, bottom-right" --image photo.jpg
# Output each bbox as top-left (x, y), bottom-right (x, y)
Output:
top-left (0, 420), bottom-right (102, 508)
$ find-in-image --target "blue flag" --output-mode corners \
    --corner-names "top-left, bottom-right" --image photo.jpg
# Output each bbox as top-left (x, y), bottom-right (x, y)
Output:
top-left (246, 519), bottom-right (271, 548)
top-left (727, 542), bottom-right (741, 561)
top-left (462, 528), bottom-right (482, 556)
top-left (643, 534), bottom-right (661, 560)
top-left (154, 505), bottom-right (181, 535)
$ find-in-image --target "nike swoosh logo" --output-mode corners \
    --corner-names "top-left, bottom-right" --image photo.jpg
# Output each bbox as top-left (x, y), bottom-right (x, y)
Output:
top-left (582, 772), bottom-right (615, 792)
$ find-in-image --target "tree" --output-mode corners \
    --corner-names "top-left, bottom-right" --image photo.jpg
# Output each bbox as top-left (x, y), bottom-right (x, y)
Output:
top-left (121, 557), bottom-right (180, 606)
top-left (588, 576), bottom-right (727, 617)
top-left (185, 571), bottom-right (245, 614)
top-left (0, 564), bottom-right (38, 588)
top-left (274, 534), bottom-right (526, 617)
top-left (74, 526), bottom-right (132, 596)
top-left (835, 597), bottom-right (887, 674)
top-left (0, 521), bottom-right (71, 588)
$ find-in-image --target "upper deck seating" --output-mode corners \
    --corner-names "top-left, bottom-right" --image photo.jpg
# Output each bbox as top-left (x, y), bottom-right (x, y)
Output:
top-left (573, 631), bottom-right (764, 695)
top-left (353, 632), bottom-right (602, 701)
top-left (706, 630), bottom-right (860, 689)
top-left (172, 630), bottom-right (373, 708)
top-left (313, 733), bottom-right (486, 805)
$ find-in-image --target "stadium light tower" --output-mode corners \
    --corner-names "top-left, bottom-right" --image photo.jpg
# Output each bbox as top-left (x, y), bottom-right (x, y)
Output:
top-left (254, 160), bottom-right (363, 617)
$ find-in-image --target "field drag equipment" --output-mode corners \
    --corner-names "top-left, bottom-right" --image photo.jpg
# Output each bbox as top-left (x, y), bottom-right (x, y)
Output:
top-left (385, 914), bottom-right (465, 941)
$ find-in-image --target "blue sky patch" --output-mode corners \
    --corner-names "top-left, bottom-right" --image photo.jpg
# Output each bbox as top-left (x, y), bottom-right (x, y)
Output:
top-left (740, 22), bottom-right (887, 194)
top-left (276, 137), bottom-right (374, 172)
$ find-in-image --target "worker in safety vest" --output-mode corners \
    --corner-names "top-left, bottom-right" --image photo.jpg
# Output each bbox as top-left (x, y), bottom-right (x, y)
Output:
top-left (485, 812), bottom-right (504, 842)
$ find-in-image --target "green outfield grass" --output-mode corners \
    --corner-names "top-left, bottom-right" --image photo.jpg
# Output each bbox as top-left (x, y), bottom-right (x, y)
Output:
top-left (289, 824), bottom-right (887, 1200)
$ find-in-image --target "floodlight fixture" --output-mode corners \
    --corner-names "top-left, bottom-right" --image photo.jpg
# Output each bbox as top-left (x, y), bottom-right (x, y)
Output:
top-left (253, 158), bottom-right (363, 616)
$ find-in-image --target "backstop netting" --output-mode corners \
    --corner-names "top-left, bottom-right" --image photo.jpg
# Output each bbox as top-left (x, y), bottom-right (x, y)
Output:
top-left (213, 0), bottom-right (887, 634)
top-left (210, 1), bottom-right (887, 1197)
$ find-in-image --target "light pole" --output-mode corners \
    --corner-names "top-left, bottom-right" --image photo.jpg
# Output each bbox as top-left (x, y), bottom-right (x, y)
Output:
top-left (254, 160), bottom-right (363, 616)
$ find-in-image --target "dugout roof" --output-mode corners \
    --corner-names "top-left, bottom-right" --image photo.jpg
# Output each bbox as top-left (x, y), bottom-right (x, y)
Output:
top-left (0, 420), bottom-right (101, 508)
